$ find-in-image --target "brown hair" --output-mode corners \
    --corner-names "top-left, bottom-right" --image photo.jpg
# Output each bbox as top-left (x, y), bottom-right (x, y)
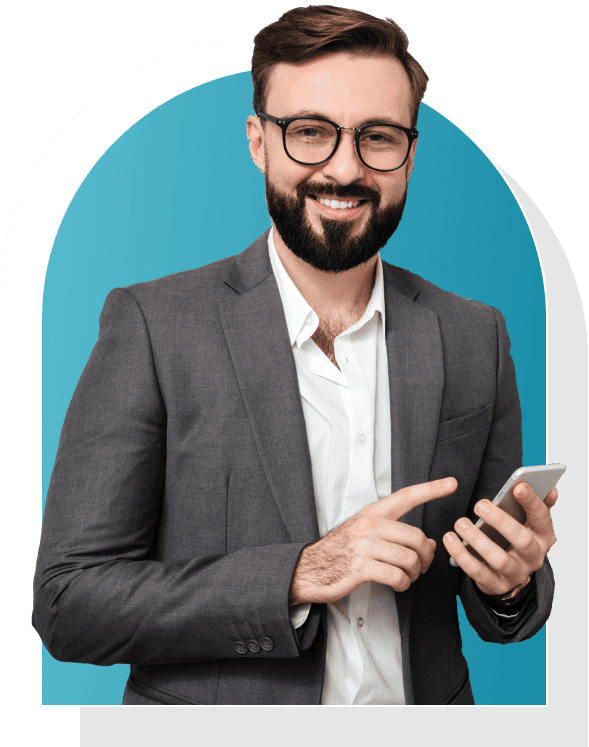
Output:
top-left (252, 5), bottom-right (428, 127)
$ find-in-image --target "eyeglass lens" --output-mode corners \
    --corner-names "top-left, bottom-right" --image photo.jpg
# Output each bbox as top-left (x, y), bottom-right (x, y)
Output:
top-left (285, 119), bottom-right (410, 170)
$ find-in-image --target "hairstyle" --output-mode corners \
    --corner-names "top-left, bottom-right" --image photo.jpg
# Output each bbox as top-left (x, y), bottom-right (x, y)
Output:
top-left (251, 5), bottom-right (428, 128)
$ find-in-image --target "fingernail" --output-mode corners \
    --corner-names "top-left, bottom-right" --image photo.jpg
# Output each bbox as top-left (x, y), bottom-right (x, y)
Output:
top-left (456, 518), bottom-right (469, 531)
top-left (476, 500), bottom-right (489, 513)
top-left (516, 484), bottom-right (529, 498)
top-left (444, 532), bottom-right (455, 543)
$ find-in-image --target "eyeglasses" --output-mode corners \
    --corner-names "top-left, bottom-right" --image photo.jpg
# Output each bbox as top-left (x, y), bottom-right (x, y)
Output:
top-left (257, 112), bottom-right (418, 172)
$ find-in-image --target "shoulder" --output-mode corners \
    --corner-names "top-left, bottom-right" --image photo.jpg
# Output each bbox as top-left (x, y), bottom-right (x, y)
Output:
top-left (100, 252), bottom-right (250, 330)
top-left (382, 260), bottom-right (504, 327)
top-left (106, 230), bottom-right (272, 316)
top-left (120, 254), bottom-right (238, 308)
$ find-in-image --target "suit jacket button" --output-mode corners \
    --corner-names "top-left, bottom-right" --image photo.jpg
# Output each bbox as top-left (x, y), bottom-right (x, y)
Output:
top-left (234, 641), bottom-right (248, 655)
top-left (260, 636), bottom-right (274, 652)
top-left (247, 639), bottom-right (261, 653)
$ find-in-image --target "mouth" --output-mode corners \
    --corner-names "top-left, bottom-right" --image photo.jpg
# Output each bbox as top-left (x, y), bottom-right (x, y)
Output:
top-left (307, 194), bottom-right (371, 221)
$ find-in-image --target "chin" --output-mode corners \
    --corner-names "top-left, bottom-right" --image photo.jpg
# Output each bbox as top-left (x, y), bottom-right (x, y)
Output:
top-left (265, 175), bottom-right (408, 274)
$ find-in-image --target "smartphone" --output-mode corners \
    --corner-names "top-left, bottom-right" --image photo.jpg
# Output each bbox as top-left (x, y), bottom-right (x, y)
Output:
top-left (449, 463), bottom-right (566, 567)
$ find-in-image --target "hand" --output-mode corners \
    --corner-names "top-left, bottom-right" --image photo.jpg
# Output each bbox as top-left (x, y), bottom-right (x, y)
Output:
top-left (288, 477), bottom-right (458, 605)
top-left (443, 482), bottom-right (558, 597)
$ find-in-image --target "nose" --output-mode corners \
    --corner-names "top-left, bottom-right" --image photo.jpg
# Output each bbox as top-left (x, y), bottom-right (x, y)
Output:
top-left (319, 129), bottom-right (366, 185)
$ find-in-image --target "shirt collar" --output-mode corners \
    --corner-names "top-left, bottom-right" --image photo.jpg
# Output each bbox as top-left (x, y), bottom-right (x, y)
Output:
top-left (268, 226), bottom-right (386, 348)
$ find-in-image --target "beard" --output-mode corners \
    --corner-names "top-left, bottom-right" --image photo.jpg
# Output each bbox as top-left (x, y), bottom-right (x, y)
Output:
top-left (265, 174), bottom-right (408, 273)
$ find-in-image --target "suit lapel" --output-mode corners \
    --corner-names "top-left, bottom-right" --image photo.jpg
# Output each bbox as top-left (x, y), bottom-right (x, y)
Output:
top-left (218, 233), bottom-right (319, 544)
top-left (382, 263), bottom-right (444, 531)
top-left (382, 265), bottom-right (444, 702)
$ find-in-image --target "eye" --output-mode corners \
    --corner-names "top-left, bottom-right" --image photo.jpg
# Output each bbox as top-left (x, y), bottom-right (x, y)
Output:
top-left (290, 126), bottom-right (331, 139)
top-left (366, 133), bottom-right (388, 143)
top-left (359, 127), bottom-right (407, 150)
top-left (286, 119), bottom-right (336, 145)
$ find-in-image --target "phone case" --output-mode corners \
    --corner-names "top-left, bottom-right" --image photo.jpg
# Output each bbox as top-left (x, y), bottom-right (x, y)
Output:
top-left (449, 463), bottom-right (566, 567)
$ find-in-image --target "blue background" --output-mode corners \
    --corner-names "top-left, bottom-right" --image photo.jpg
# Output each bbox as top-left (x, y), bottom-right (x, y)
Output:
top-left (42, 71), bottom-right (546, 704)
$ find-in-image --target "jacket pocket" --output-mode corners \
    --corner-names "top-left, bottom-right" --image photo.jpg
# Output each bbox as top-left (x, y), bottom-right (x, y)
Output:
top-left (437, 404), bottom-right (493, 443)
top-left (125, 676), bottom-right (204, 705)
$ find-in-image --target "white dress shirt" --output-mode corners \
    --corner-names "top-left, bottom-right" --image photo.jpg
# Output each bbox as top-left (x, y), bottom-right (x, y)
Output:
top-left (268, 228), bottom-right (405, 705)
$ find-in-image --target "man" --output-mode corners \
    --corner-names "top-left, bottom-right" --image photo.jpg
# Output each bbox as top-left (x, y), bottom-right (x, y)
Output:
top-left (33, 6), bottom-right (557, 705)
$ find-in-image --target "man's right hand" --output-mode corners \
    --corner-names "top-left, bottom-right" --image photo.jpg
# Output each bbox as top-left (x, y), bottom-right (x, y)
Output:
top-left (288, 477), bottom-right (458, 605)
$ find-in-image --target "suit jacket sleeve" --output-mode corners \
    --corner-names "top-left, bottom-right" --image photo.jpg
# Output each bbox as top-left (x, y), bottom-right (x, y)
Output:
top-left (33, 288), bottom-right (320, 666)
top-left (457, 307), bottom-right (554, 643)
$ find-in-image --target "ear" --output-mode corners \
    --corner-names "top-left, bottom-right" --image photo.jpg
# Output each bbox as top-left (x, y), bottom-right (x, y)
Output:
top-left (405, 137), bottom-right (418, 180)
top-left (247, 115), bottom-right (266, 174)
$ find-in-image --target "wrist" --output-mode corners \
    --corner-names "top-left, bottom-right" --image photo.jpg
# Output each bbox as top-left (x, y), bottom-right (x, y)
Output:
top-left (487, 574), bottom-right (533, 607)
top-left (288, 546), bottom-right (312, 606)
top-left (499, 574), bottom-right (532, 601)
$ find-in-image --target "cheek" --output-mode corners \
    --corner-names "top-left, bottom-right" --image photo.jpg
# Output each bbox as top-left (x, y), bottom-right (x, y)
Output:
top-left (267, 154), bottom-right (319, 192)
top-left (374, 174), bottom-right (407, 204)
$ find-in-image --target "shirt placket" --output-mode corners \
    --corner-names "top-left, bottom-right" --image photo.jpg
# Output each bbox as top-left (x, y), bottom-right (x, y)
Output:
top-left (336, 327), bottom-right (378, 702)
top-left (296, 338), bottom-right (350, 535)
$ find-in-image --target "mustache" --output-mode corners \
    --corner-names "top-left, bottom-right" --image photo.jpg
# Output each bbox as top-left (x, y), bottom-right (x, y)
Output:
top-left (297, 181), bottom-right (379, 202)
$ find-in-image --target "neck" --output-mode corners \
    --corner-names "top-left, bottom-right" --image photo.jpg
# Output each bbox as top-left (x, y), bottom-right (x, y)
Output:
top-left (272, 225), bottom-right (378, 318)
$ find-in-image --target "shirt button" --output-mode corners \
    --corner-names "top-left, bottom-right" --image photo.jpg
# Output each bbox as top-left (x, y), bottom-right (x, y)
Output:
top-left (357, 617), bottom-right (364, 628)
top-left (357, 433), bottom-right (367, 445)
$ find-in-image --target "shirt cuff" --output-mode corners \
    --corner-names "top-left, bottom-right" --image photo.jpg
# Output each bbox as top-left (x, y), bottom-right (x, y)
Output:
top-left (289, 603), bottom-right (312, 629)
top-left (492, 609), bottom-right (520, 619)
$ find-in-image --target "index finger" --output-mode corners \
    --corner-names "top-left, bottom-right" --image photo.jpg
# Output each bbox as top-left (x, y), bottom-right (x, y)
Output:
top-left (371, 477), bottom-right (458, 521)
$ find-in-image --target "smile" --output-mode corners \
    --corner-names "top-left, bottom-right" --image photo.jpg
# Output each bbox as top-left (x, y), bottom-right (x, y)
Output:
top-left (307, 195), bottom-right (369, 220)
top-left (317, 197), bottom-right (362, 209)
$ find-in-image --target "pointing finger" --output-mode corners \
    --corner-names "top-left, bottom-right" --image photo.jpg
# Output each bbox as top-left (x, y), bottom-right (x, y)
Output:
top-left (371, 478), bottom-right (458, 521)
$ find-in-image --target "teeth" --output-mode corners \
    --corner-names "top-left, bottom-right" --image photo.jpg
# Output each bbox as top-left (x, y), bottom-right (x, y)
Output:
top-left (318, 198), bottom-right (359, 209)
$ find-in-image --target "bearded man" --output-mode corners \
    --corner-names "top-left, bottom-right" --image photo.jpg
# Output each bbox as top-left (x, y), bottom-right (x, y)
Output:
top-left (33, 5), bottom-right (556, 706)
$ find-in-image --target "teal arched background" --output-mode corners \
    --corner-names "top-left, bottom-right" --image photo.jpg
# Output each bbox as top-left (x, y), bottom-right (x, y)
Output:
top-left (42, 71), bottom-right (546, 705)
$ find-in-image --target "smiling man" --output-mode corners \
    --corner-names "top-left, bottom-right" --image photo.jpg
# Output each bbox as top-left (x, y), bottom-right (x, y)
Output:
top-left (33, 6), bottom-right (556, 706)
top-left (253, 54), bottom-right (414, 277)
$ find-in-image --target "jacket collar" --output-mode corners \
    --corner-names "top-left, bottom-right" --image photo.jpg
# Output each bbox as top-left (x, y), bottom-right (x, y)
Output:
top-left (224, 228), bottom-right (425, 303)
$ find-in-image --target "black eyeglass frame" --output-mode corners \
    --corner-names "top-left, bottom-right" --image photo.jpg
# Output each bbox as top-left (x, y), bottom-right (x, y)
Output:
top-left (257, 112), bottom-right (418, 172)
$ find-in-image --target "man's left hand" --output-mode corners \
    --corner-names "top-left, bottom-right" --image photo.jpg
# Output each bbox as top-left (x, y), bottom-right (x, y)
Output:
top-left (443, 482), bottom-right (558, 596)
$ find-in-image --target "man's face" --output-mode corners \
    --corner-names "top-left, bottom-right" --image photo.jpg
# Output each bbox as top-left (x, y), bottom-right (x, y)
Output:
top-left (247, 52), bottom-right (417, 273)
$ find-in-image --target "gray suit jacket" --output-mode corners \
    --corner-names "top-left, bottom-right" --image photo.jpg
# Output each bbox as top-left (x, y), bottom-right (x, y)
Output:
top-left (33, 230), bottom-right (554, 705)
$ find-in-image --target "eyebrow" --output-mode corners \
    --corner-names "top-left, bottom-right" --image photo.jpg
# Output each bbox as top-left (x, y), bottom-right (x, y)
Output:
top-left (285, 110), bottom-right (407, 128)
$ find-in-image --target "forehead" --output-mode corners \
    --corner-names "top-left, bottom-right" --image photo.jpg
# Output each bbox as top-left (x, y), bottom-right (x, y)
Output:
top-left (264, 52), bottom-right (413, 126)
